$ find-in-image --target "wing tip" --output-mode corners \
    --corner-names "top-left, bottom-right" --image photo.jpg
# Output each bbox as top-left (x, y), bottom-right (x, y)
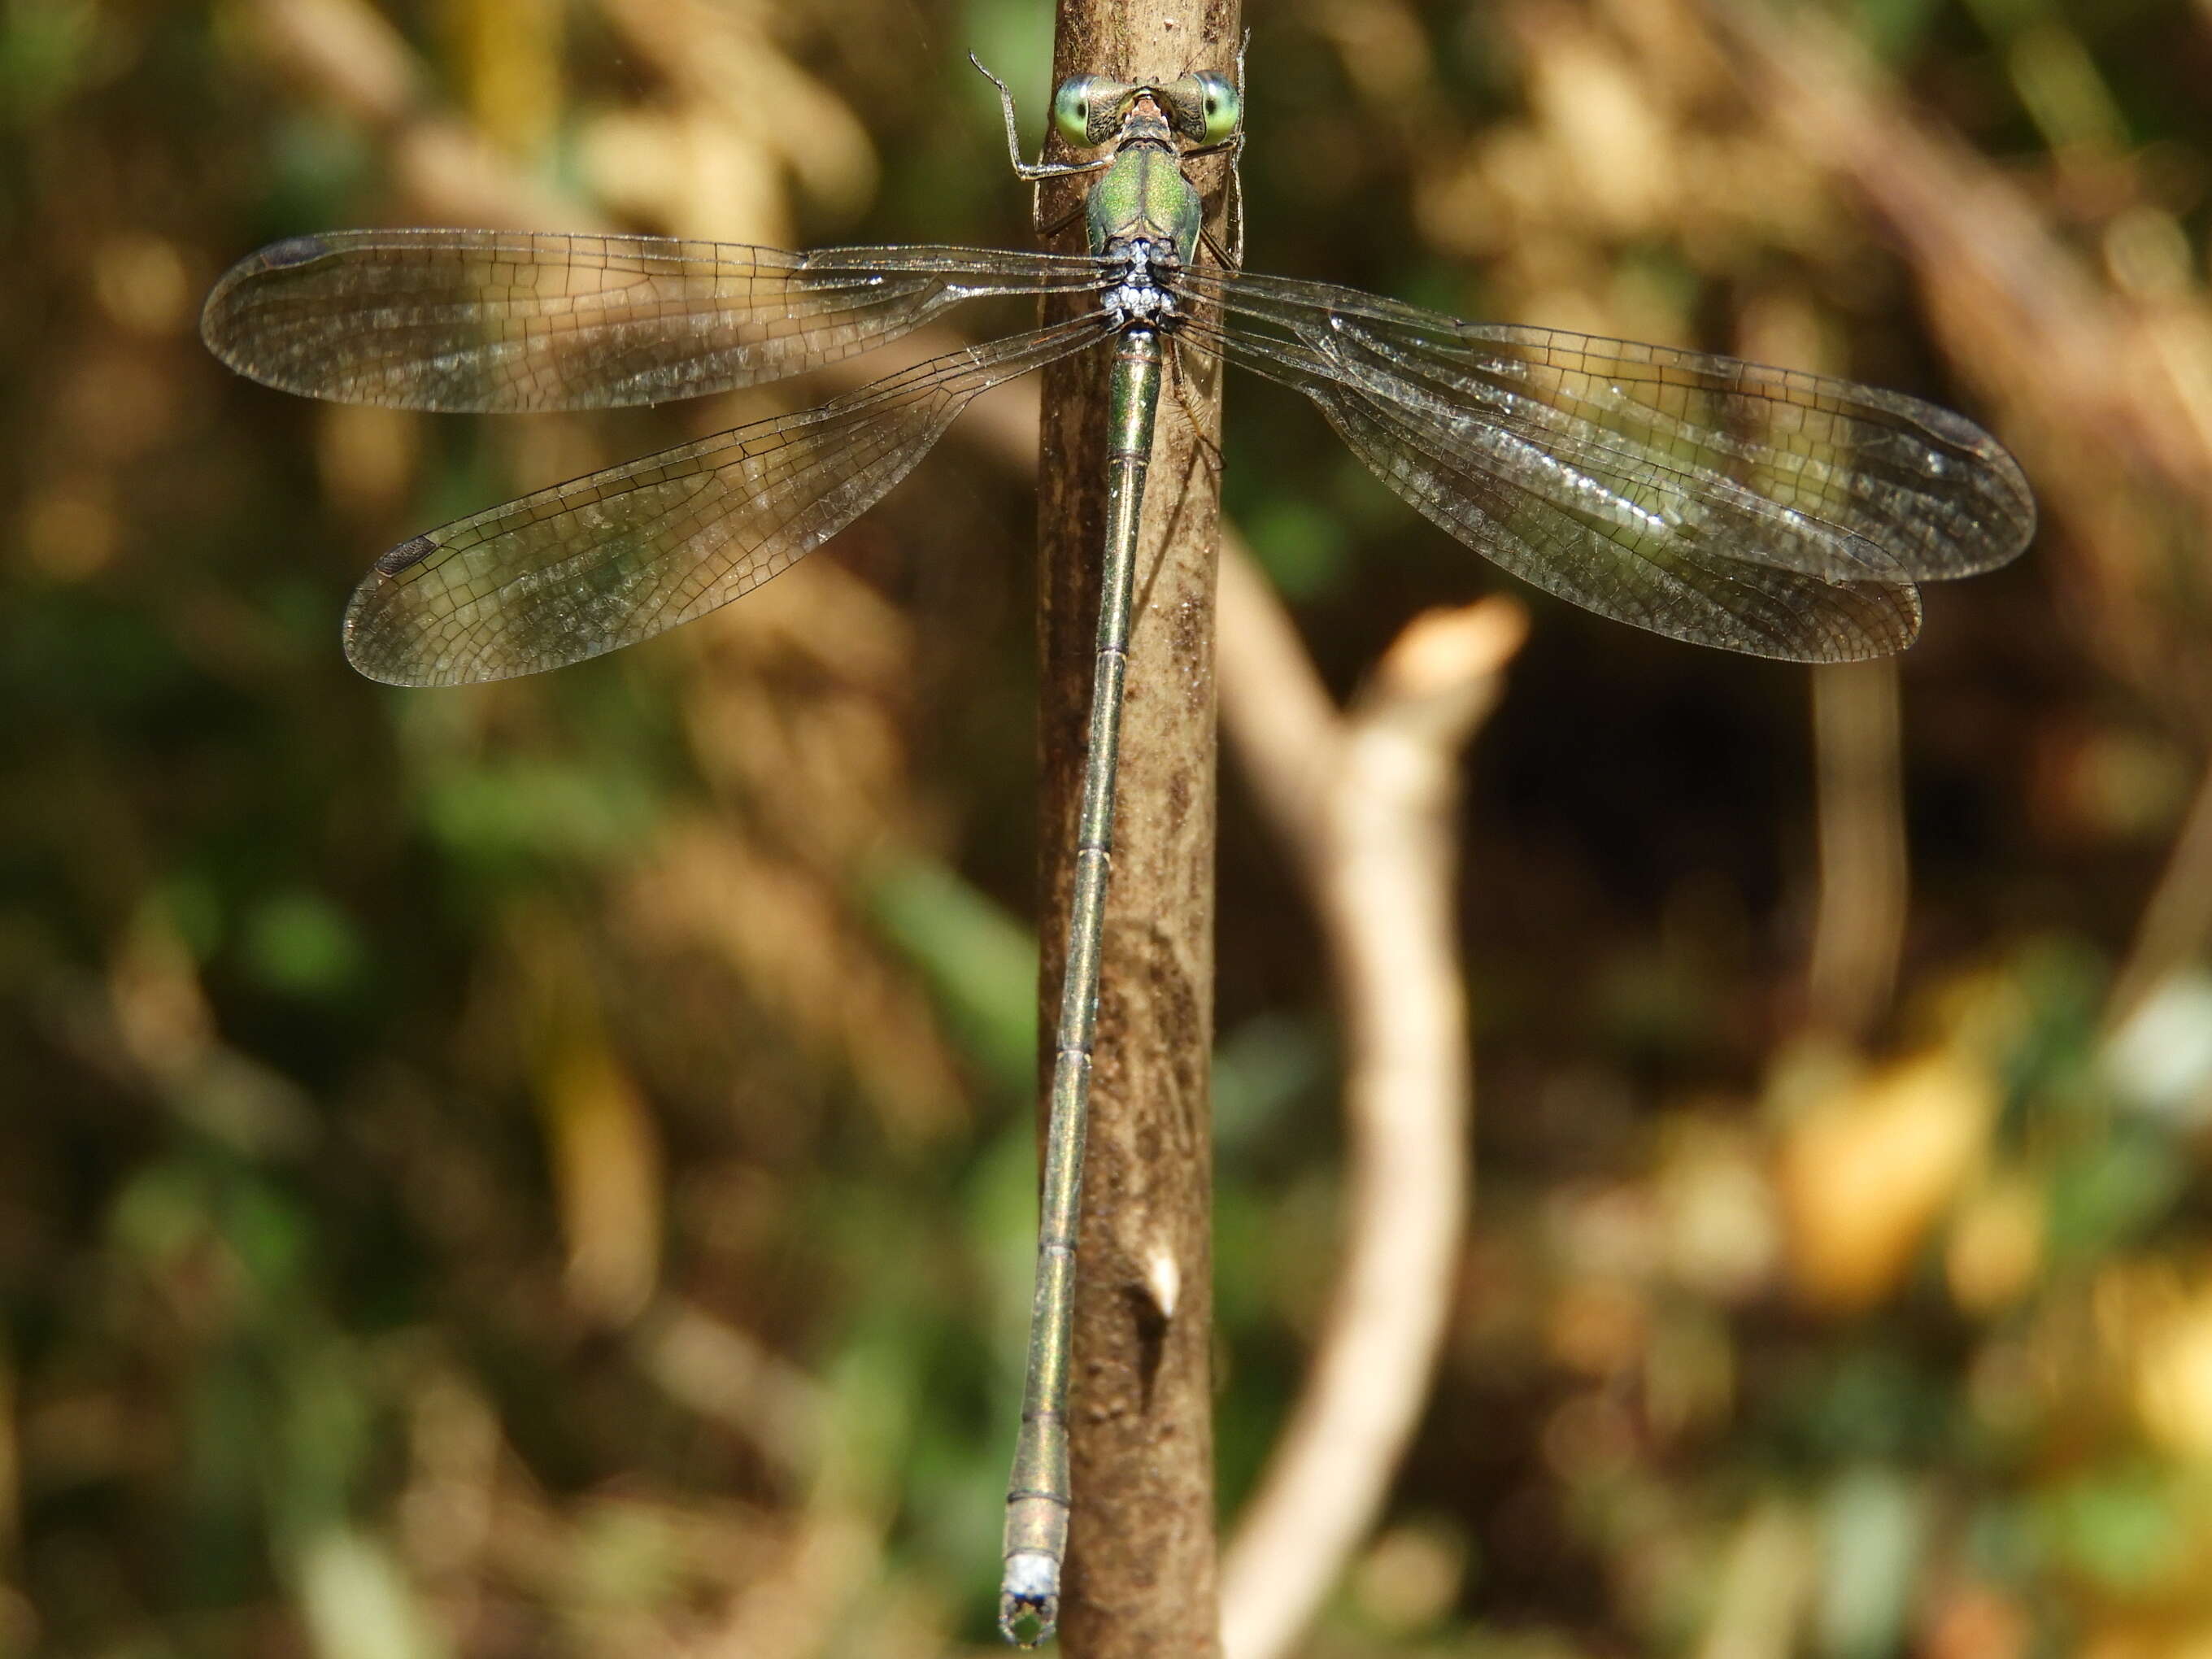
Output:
top-left (199, 234), bottom-right (339, 382)
top-left (257, 234), bottom-right (336, 272)
top-left (342, 558), bottom-right (446, 688)
top-left (374, 533), bottom-right (439, 577)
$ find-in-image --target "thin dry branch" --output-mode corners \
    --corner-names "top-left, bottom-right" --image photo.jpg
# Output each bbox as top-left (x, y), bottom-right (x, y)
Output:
top-left (1706, 0), bottom-right (2212, 715)
top-left (1704, 0), bottom-right (2212, 1058)
top-left (1216, 548), bottom-right (1522, 1659)
top-left (240, 0), bottom-right (1039, 438)
top-left (2106, 760), bottom-right (2212, 1030)
top-left (246, 0), bottom-right (590, 228)
top-left (1805, 660), bottom-right (1908, 1043)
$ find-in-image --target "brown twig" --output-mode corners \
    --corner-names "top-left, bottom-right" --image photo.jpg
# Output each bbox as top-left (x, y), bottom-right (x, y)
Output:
top-left (1705, 0), bottom-right (2212, 716)
top-left (1215, 548), bottom-right (1522, 1659)
top-left (1030, 4), bottom-right (1239, 1652)
top-left (1702, 0), bottom-right (2212, 1058)
top-left (2106, 760), bottom-right (2212, 1030)
top-left (1805, 660), bottom-right (1908, 1043)
top-left (241, 0), bottom-right (1037, 439)
top-left (247, 0), bottom-right (590, 229)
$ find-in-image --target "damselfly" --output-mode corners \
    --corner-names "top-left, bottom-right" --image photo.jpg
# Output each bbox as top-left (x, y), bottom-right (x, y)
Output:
top-left (202, 53), bottom-right (2036, 1647)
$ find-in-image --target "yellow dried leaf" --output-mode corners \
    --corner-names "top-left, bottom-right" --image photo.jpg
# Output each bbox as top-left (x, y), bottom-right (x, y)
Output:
top-left (1778, 1050), bottom-right (1997, 1312)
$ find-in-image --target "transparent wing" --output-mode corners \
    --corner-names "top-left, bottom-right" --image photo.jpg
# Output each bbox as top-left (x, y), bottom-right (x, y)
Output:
top-left (202, 229), bottom-right (1107, 412)
top-left (1184, 268), bottom-right (2035, 661)
top-left (344, 314), bottom-right (1109, 686)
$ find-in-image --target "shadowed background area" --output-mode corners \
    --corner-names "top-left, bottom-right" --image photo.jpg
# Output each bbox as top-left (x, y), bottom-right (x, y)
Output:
top-left (4, 0), bottom-right (2211, 1654)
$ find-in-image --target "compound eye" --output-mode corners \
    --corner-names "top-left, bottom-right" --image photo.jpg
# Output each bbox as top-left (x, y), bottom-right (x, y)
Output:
top-left (1052, 76), bottom-right (1111, 146)
top-left (1192, 72), bottom-right (1240, 143)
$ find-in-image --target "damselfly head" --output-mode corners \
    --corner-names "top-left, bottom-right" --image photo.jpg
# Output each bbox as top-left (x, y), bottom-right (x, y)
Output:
top-left (1051, 72), bottom-right (1243, 149)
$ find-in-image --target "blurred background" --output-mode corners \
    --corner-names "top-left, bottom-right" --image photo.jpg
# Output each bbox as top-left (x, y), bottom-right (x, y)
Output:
top-left (5, 0), bottom-right (2212, 1653)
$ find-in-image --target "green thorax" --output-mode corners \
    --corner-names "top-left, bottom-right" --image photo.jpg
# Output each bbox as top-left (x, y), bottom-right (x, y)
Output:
top-left (1085, 140), bottom-right (1201, 264)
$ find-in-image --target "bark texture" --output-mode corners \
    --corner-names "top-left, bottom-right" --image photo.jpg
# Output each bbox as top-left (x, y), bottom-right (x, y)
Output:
top-left (1034, 0), bottom-right (1239, 1652)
